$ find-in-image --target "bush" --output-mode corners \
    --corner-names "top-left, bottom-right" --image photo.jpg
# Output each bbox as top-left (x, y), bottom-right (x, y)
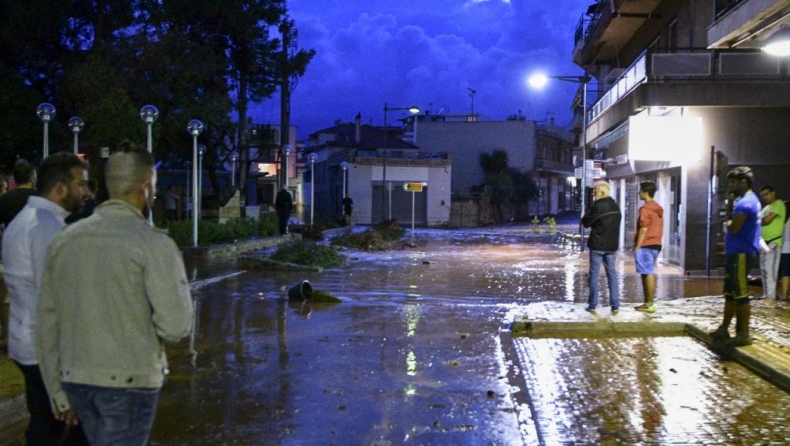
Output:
top-left (270, 240), bottom-right (346, 268)
top-left (164, 217), bottom-right (273, 247)
top-left (331, 222), bottom-right (406, 251)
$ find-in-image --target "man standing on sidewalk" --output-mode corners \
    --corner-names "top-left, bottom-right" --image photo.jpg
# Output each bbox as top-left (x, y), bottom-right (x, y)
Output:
top-left (582, 181), bottom-right (622, 314)
top-left (711, 166), bottom-right (761, 347)
top-left (758, 186), bottom-right (785, 300)
top-left (634, 181), bottom-right (664, 314)
top-left (37, 148), bottom-right (193, 445)
top-left (2, 153), bottom-right (89, 445)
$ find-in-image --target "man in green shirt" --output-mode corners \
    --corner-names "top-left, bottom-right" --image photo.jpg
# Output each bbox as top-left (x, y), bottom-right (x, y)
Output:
top-left (759, 185), bottom-right (786, 299)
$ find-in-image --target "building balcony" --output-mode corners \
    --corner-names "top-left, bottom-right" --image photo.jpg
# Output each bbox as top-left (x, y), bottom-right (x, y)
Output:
top-left (573, 0), bottom-right (663, 67)
top-left (584, 47), bottom-right (790, 141)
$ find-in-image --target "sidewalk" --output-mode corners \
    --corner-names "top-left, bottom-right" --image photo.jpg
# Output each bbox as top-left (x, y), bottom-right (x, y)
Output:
top-left (512, 295), bottom-right (790, 393)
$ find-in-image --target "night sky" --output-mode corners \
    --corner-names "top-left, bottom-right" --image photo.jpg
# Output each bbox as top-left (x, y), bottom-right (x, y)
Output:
top-left (251, 0), bottom-right (591, 141)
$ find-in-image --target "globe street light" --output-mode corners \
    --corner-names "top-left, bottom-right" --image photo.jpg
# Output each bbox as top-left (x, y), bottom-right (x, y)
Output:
top-left (140, 105), bottom-right (159, 153)
top-left (308, 152), bottom-right (317, 228)
top-left (37, 103), bottom-right (56, 159)
top-left (282, 144), bottom-right (293, 190)
top-left (529, 73), bottom-right (591, 250)
top-left (187, 119), bottom-right (204, 247)
top-left (340, 161), bottom-right (349, 199)
top-left (382, 103), bottom-right (420, 222)
top-left (68, 116), bottom-right (84, 155)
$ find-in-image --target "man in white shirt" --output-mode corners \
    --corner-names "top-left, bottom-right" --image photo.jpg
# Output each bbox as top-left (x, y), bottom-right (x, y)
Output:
top-left (2, 152), bottom-right (88, 445)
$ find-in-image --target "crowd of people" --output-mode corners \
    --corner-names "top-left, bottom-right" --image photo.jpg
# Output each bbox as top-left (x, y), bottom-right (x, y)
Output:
top-left (0, 149), bottom-right (193, 445)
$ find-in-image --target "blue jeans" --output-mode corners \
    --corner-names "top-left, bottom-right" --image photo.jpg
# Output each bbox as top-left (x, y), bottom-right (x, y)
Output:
top-left (63, 383), bottom-right (160, 446)
top-left (588, 250), bottom-right (619, 309)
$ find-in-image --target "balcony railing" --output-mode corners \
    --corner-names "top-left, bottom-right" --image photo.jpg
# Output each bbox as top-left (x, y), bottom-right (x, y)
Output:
top-left (715, 0), bottom-right (746, 20)
top-left (586, 47), bottom-right (790, 125)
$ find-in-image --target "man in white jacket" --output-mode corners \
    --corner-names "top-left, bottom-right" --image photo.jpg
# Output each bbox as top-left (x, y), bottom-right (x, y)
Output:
top-left (37, 148), bottom-right (193, 445)
top-left (2, 152), bottom-right (88, 445)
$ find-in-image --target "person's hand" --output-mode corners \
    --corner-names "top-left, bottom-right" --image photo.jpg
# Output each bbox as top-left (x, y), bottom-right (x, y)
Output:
top-left (55, 409), bottom-right (80, 426)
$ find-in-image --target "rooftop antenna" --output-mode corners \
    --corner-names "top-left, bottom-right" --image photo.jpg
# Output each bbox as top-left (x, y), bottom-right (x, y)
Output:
top-left (468, 88), bottom-right (476, 116)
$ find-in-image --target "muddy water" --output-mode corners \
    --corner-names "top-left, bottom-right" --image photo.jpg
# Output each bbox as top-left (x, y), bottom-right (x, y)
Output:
top-left (145, 229), bottom-right (777, 445)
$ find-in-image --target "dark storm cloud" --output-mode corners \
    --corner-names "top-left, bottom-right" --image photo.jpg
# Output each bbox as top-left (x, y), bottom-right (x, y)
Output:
top-left (254, 0), bottom-right (589, 139)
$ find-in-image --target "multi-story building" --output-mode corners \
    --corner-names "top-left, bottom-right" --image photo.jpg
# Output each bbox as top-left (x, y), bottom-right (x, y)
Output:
top-left (574, 0), bottom-right (790, 273)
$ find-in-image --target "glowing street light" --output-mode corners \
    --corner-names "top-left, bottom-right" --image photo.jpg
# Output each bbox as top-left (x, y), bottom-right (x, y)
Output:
top-left (68, 116), bottom-right (84, 155)
top-left (187, 119), bottom-right (204, 247)
top-left (308, 152), bottom-right (317, 228)
top-left (140, 105), bottom-right (159, 153)
top-left (762, 28), bottom-right (790, 56)
top-left (37, 103), bottom-right (56, 159)
top-left (529, 72), bottom-right (591, 249)
top-left (382, 103), bottom-right (420, 221)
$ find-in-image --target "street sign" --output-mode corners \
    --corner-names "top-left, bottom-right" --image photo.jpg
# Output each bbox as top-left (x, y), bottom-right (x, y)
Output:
top-left (403, 182), bottom-right (424, 192)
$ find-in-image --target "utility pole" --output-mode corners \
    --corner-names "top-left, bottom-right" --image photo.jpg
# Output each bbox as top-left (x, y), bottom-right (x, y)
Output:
top-left (280, 19), bottom-right (297, 191)
top-left (468, 88), bottom-right (476, 117)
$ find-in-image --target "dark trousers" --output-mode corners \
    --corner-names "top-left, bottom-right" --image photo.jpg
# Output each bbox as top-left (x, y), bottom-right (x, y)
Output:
top-left (277, 211), bottom-right (289, 235)
top-left (13, 361), bottom-right (89, 446)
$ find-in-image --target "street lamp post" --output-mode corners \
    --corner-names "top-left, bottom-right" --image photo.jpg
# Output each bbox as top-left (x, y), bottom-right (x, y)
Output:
top-left (382, 103), bottom-right (420, 222)
top-left (341, 161), bottom-right (348, 199)
top-left (140, 105), bottom-right (159, 153)
top-left (187, 119), bottom-right (204, 247)
top-left (308, 153), bottom-right (317, 228)
top-left (230, 153), bottom-right (238, 188)
top-left (36, 103), bottom-right (56, 159)
top-left (529, 73), bottom-right (591, 250)
top-left (68, 116), bottom-right (84, 155)
top-left (198, 144), bottom-right (205, 218)
top-left (282, 144), bottom-right (293, 190)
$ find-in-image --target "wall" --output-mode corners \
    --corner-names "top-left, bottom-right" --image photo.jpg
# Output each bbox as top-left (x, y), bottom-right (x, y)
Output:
top-left (415, 120), bottom-right (537, 193)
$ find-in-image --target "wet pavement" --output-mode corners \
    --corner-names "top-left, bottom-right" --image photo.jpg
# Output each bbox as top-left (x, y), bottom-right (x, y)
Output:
top-left (3, 225), bottom-right (790, 444)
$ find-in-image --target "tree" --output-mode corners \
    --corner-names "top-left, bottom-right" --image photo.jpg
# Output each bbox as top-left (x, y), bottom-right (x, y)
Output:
top-left (478, 150), bottom-right (538, 222)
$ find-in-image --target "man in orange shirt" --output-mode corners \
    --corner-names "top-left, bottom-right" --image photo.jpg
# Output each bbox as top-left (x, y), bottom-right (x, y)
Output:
top-left (634, 181), bottom-right (664, 313)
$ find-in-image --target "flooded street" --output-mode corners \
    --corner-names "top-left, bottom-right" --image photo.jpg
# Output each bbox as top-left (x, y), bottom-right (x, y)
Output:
top-left (5, 227), bottom-right (788, 445)
top-left (146, 228), bottom-right (789, 445)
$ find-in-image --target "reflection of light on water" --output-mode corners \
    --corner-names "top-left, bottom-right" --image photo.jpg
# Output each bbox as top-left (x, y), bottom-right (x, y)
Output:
top-left (406, 351), bottom-right (417, 376)
top-left (404, 384), bottom-right (417, 396)
top-left (403, 304), bottom-right (421, 337)
top-left (564, 262), bottom-right (577, 302)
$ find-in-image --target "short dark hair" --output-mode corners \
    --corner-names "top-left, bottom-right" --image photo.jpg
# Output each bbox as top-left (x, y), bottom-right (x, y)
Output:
top-left (760, 185), bottom-right (775, 193)
top-left (13, 159), bottom-right (35, 184)
top-left (640, 181), bottom-right (657, 198)
top-left (37, 152), bottom-right (86, 196)
top-left (105, 148), bottom-right (155, 198)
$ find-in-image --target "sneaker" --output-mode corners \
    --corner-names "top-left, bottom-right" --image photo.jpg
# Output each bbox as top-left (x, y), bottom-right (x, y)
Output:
top-left (709, 326), bottom-right (731, 341)
top-left (634, 304), bottom-right (656, 314)
top-left (725, 332), bottom-right (753, 347)
top-left (611, 309), bottom-right (619, 315)
top-left (584, 307), bottom-right (596, 313)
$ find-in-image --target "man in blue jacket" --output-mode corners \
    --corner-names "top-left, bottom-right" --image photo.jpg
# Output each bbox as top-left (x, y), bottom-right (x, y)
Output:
top-left (582, 181), bottom-right (622, 314)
